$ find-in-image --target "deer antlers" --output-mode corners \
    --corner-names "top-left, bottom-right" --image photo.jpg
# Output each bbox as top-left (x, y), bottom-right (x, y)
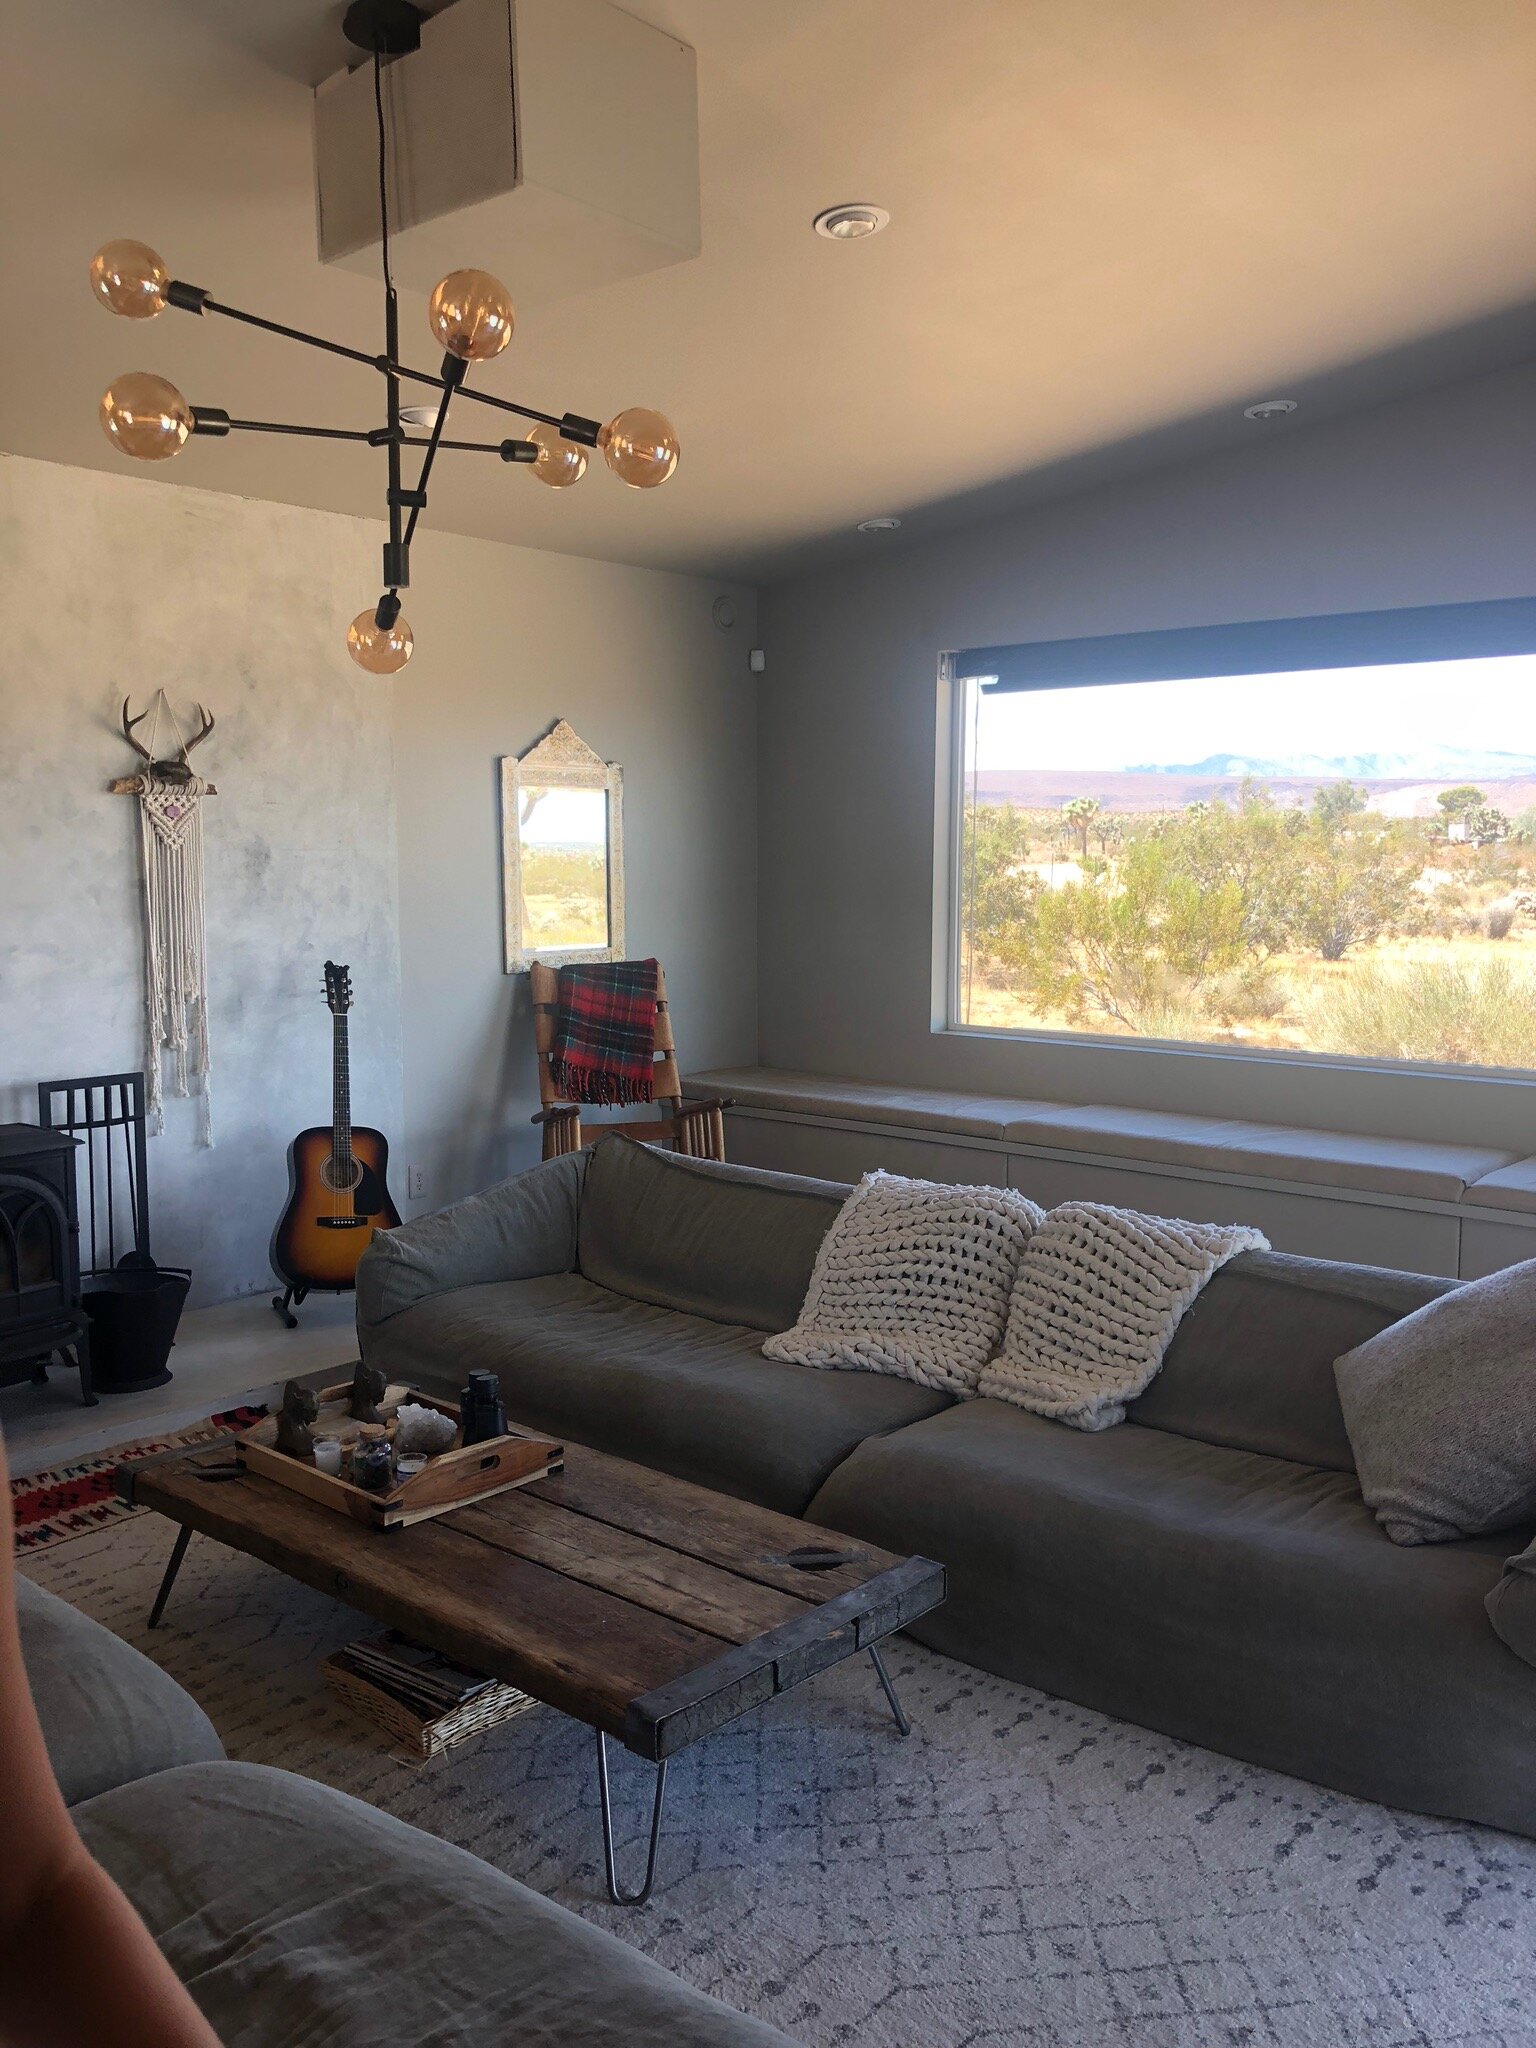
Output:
top-left (121, 699), bottom-right (151, 760)
top-left (118, 696), bottom-right (216, 784)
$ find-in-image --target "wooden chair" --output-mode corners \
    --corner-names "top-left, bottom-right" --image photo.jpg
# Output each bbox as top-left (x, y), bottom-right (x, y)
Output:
top-left (529, 961), bottom-right (732, 1163)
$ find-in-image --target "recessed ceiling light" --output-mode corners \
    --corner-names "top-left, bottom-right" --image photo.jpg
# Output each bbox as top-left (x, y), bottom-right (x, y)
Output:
top-left (399, 404), bottom-right (438, 426)
top-left (857, 515), bottom-right (901, 533)
top-left (814, 204), bottom-right (890, 242)
top-left (1243, 398), bottom-right (1298, 421)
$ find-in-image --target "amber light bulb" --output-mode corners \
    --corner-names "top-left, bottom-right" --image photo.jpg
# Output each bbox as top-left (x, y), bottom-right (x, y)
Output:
top-left (89, 240), bottom-right (169, 318)
top-left (99, 373), bottom-right (193, 460)
top-left (598, 408), bottom-right (679, 489)
top-left (528, 421), bottom-right (587, 488)
top-left (428, 270), bottom-right (515, 362)
top-left (347, 608), bottom-right (414, 675)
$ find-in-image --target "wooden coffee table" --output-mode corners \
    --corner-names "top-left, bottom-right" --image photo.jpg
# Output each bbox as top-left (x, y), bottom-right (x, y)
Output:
top-left (116, 1431), bottom-right (945, 1904)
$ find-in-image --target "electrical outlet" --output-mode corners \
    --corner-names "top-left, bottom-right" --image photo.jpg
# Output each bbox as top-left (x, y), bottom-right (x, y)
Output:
top-left (407, 1164), bottom-right (426, 1201)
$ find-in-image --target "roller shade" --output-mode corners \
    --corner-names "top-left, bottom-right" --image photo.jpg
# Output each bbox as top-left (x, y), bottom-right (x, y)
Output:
top-left (953, 596), bottom-right (1536, 693)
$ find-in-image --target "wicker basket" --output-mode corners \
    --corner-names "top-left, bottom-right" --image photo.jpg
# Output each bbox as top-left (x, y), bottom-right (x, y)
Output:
top-left (324, 1648), bottom-right (539, 1760)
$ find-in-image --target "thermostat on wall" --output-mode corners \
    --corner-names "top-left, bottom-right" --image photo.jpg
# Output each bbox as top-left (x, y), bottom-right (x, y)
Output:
top-left (749, 648), bottom-right (766, 674)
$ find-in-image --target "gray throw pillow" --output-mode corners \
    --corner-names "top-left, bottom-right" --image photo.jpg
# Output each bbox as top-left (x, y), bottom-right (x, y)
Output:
top-left (1334, 1258), bottom-right (1536, 1545)
top-left (1487, 1535), bottom-right (1536, 1670)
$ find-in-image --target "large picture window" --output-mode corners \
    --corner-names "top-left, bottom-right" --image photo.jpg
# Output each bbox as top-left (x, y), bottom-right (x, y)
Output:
top-left (951, 635), bottom-right (1536, 1072)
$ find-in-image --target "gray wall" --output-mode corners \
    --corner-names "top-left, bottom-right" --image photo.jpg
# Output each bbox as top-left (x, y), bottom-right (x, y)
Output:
top-left (0, 454), bottom-right (402, 1305)
top-left (390, 529), bottom-right (758, 1208)
top-left (0, 453), bottom-right (759, 1302)
top-left (757, 360), bottom-right (1536, 1153)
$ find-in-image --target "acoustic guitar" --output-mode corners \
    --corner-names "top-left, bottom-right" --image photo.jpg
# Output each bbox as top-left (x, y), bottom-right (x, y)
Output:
top-left (270, 961), bottom-right (400, 1327)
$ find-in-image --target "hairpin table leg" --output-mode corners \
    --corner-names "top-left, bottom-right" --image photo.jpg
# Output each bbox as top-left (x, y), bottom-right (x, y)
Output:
top-left (869, 1642), bottom-right (911, 1737)
top-left (596, 1731), bottom-right (668, 1906)
top-left (147, 1524), bottom-right (192, 1630)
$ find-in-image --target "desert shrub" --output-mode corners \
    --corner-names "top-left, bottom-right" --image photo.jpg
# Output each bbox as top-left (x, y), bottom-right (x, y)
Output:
top-left (1306, 961), bottom-right (1536, 1069)
top-left (1204, 962), bottom-right (1288, 1024)
top-left (1487, 903), bottom-right (1517, 940)
top-left (1002, 836), bottom-right (1252, 1031)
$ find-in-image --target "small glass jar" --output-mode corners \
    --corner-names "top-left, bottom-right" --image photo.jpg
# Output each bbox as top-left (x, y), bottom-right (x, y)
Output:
top-left (350, 1424), bottom-right (396, 1494)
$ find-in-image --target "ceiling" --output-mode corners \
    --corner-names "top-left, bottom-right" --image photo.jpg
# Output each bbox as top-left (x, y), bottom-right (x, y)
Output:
top-left (5, 0), bottom-right (1536, 582)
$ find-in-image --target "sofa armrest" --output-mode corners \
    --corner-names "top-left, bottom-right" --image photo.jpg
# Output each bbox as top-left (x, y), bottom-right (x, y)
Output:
top-left (1486, 1535), bottom-right (1536, 1670)
top-left (356, 1151), bottom-right (588, 1329)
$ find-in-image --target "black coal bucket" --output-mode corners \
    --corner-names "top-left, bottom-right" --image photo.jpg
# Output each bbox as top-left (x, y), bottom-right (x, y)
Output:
top-left (82, 1255), bottom-right (191, 1394)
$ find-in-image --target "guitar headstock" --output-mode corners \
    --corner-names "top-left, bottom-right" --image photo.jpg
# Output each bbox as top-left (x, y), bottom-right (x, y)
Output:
top-left (323, 961), bottom-right (353, 1016)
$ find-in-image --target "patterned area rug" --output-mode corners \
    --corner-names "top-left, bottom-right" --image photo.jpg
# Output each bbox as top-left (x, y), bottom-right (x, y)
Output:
top-left (23, 1514), bottom-right (1536, 2048)
top-left (8, 1408), bottom-right (265, 1554)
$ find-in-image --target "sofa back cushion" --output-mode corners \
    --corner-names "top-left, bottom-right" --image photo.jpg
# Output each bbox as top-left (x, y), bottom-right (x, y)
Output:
top-left (1127, 1248), bottom-right (1456, 1471)
top-left (577, 1136), bottom-right (849, 1332)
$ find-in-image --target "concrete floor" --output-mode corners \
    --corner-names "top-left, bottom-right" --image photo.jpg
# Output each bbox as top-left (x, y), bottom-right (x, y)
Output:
top-left (1, 1291), bottom-right (360, 1479)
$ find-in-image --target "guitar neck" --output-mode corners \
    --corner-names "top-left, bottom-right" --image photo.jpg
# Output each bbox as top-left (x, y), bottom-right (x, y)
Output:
top-left (332, 1013), bottom-right (353, 1164)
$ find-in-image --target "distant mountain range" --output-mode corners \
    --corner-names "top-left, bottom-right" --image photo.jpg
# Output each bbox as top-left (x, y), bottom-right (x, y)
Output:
top-left (1123, 747), bottom-right (1536, 782)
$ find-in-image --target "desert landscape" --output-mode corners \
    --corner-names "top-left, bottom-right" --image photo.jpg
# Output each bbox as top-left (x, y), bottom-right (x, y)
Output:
top-left (960, 750), bottom-right (1536, 1068)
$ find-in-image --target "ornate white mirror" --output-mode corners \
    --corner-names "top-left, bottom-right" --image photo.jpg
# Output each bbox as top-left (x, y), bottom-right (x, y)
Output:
top-left (501, 720), bottom-right (625, 974)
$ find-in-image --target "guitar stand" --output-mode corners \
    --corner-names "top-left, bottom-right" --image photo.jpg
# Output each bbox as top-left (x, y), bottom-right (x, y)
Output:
top-left (271, 1285), bottom-right (309, 1329)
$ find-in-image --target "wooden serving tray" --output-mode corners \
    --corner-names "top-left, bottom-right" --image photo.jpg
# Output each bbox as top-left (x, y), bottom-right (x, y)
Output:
top-left (235, 1381), bottom-right (563, 1531)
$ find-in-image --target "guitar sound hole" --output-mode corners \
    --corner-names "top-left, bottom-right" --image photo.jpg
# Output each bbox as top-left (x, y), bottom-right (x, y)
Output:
top-left (319, 1154), bottom-right (364, 1194)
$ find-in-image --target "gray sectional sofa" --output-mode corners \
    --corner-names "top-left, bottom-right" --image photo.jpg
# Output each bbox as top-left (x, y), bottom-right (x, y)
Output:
top-left (360, 1135), bottom-right (1536, 1839)
top-left (17, 1572), bottom-right (796, 2047)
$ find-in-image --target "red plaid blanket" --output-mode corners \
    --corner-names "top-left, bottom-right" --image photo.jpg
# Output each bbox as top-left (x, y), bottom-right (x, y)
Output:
top-left (548, 958), bottom-right (659, 1106)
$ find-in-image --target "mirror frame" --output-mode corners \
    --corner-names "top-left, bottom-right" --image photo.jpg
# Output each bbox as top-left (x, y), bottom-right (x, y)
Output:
top-left (501, 720), bottom-right (626, 975)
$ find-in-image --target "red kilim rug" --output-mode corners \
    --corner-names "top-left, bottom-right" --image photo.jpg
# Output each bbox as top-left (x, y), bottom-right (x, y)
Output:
top-left (9, 1406), bottom-right (266, 1556)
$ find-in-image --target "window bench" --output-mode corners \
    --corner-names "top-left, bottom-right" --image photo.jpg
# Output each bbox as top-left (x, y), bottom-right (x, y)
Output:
top-left (683, 1066), bottom-right (1536, 1280)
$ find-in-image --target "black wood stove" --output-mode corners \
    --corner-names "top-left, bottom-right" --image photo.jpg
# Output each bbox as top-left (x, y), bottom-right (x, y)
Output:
top-left (0, 1124), bottom-right (94, 1406)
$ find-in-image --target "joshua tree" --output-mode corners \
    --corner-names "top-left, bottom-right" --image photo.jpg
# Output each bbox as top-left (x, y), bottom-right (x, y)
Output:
top-left (1061, 795), bottom-right (1101, 860)
top-left (1464, 804), bottom-right (1509, 847)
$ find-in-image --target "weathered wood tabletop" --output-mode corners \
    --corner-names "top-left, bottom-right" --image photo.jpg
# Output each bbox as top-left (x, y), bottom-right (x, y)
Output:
top-left (118, 1436), bottom-right (945, 1761)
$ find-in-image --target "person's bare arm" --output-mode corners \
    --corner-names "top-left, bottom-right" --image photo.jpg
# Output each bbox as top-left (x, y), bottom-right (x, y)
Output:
top-left (0, 1432), bottom-right (222, 2048)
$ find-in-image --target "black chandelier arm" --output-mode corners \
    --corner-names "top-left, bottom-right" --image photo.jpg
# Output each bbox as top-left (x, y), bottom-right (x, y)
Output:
top-left (170, 284), bottom-right (603, 444)
top-left (189, 410), bottom-right (537, 460)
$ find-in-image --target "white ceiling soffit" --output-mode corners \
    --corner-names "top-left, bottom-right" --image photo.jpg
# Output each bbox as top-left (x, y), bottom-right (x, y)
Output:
top-left (4, 0), bottom-right (1535, 582)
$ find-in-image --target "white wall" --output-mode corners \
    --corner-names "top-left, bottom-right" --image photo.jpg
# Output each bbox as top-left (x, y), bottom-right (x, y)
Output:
top-left (0, 453), bottom-right (759, 1303)
top-left (756, 361), bottom-right (1536, 1152)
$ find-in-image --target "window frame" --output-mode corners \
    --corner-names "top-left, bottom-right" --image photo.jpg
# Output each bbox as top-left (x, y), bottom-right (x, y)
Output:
top-left (934, 598), bottom-right (1536, 1084)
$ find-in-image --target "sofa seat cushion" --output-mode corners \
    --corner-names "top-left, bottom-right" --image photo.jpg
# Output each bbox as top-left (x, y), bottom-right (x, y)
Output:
top-left (16, 1572), bottom-right (224, 1806)
top-left (363, 1273), bottom-right (952, 1515)
top-left (75, 1761), bottom-right (795, 2047)
top-left (807, 1400), bottom-right (1536, 1834)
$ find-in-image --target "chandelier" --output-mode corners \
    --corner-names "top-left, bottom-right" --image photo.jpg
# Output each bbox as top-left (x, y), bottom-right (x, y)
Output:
top-left (87, 0), bottom-right (679, 676)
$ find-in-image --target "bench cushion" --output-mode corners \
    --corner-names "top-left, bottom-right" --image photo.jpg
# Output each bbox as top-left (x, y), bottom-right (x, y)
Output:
top-left (76, 1761), bottom-right (795, 2047)
top-left (1462, 1158), bottom-right (1536, 1213)
top-left (807, 1400), bottom-right (1536, 1834)
top-left (686, 1066), bottom-right (1519, 1205)
top-left (684, 1066), bottom-right (1056, 1142)
top-left (16, 1573), bottom-right (224, 1806)
top-left (362, 1272), bottom-right (952, 1515)
top-left (1001, 1103), bottom-right (1514, 1202)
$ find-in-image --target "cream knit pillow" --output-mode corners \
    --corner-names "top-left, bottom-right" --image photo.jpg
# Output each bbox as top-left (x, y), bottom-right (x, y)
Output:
top-left (763, 1170), bottom-right (1044, 1396)
top-left (979, 1201), bottom-right (1268, 1430)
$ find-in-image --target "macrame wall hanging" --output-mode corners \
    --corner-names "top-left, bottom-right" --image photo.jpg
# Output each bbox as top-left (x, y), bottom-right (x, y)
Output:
top-left (110, 692), bottom-right (218, 1143)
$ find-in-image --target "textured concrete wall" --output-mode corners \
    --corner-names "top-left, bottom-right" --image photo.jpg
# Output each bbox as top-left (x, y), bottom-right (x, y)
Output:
top-left (0, 454), bottom-right (402, 1306)
top-left (0, 452), bottom-right (761, 1306)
